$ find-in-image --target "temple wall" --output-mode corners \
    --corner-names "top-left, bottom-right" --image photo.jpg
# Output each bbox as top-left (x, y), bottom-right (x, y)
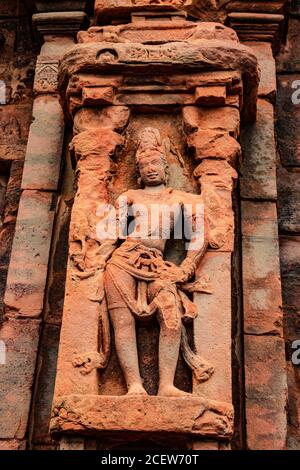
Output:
top-left (276, 0), bottom-right (300, 450)
top-left (0, 0), bottom-right (299, 451)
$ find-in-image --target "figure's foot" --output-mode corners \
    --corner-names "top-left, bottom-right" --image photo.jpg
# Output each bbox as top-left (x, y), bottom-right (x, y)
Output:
top-left (158, 385), bottom-right (190, 397)
top-left (127, 383), bottom-right (148, 396)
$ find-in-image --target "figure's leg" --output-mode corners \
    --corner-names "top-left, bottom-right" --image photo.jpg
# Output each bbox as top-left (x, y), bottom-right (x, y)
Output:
top-left (104, 268), bottom-right (147, 395)
top-left (150, 282), bottom-right (189, 397)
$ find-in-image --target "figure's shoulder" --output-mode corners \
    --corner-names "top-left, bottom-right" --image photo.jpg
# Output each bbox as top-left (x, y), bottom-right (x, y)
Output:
top-left (116, 188), bottom-right (141, 204)
top-left (171, 188), bottom-right (203, 204)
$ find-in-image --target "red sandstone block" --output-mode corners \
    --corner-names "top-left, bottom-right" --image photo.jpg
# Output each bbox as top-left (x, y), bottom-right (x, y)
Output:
top-left (182, 106), bottom-right (240, 138)
top-left (277, 76), bottom-right (300, 166)
top-left (0, 439), bottom-right (26, 450)
top-left (0, 318), bottom-right (41, 439)
top-left (241, 201), bottom-right (283, 336)
top-left (277, 19), bottom-right (300, 73)
top-left (280, 236), bottom-right (300, 312)
top-left (4, 190), bottom-right (56, 318)
top-left (240, 99), bottom-right (277, 200)
top-left (194, 86), bottom-right (226, 106)
top-left (194, 252), bottom-right (232, 404)
top-left (31, 324), bottom-right (60, 445)
top-left (278, 167), bottom-right (300, 233)
top-left (244, 335), bottom-right (288, 450)
top-left (246, 42), bottom-right (276, 101)
top-left (21, 96), bottom-right (64, 191)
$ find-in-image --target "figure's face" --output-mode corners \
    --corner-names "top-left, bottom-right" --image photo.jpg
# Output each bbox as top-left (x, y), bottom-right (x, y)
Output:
top-left (138, 151), bottom-right (166, 186)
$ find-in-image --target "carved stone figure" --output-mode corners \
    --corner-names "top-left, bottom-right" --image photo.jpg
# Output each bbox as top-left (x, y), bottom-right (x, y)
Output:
top-left (91, 127), bottom-right (214, 396)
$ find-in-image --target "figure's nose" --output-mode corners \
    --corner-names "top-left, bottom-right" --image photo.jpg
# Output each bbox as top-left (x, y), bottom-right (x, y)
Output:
top-left (147, 163), bottom-right (155, 172)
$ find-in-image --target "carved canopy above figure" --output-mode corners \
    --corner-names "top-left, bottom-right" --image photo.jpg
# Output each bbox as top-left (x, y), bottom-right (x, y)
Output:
top-left (59, 21), bottom-right (259, 123)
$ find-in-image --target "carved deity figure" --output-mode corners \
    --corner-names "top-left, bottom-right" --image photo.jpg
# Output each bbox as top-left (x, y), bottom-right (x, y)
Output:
top-left (90, 127), bottom-right (214, 396)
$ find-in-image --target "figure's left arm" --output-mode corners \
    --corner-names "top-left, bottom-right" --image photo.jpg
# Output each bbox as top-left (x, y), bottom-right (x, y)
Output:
top-left (180, 197), bottom-right (209, 282)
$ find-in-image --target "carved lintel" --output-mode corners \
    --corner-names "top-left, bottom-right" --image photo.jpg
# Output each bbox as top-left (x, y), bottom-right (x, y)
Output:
top-left (58, 40), bottom-right (259, 123)
top-left (51, 395), bottom-right (234, 440)
top-left (78, 21), bottom-right (239, 44)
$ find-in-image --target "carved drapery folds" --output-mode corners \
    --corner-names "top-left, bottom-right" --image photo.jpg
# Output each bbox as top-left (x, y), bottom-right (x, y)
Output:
top-left (51, 11), bottom-right (259, 446)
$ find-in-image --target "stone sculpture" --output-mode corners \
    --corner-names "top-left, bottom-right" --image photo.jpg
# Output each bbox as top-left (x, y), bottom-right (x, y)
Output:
top-left (86, 126), bottom-right (214, 396)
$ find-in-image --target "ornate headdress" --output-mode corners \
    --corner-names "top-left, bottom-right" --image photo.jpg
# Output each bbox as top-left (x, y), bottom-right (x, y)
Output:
top-left (135, 127), bottom-right (169, 185)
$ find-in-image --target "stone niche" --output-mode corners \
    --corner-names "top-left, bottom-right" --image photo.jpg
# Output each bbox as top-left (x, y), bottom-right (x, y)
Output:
top-left (50, 12), bottom-right (259, 449)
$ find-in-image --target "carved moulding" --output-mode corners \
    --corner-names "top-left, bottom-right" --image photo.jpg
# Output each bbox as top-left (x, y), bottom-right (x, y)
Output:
top-left (58, 39), bottom-right (259, 123)
top-left (51, 395), bottom-right (233, 440)
top-left (94, 0), bottom-right (289, 26)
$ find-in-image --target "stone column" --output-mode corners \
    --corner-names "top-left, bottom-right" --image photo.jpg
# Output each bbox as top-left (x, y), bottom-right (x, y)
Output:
top-left (53, 108), bottom-right (129, 399)
top-left (0, 7), bottom-right (87, 450)
top-left (183, 105), bottom-right (240, 449)
top-left (240, 42), bottom-right (288, 450)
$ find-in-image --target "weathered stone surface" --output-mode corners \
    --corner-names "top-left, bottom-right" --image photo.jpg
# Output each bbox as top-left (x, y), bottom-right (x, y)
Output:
top-left (194, 252), bottom-right (232, 403)
top-left (32, 12), bottom-right (89, 38)
top-left (4, 190), bottom-right (56, 317)
top-left (280, 235), bottom-right (300, 450)
top-left (241, 201), bottom-right (283, 336)
top-left (191, 440), bottom-right (219, 450)
top-left (245, 42), bottom-right (276, 101)
top-left (0, 104), bottom-right (33, 143)
top-left (51, 395), bottom-right (234, 440)
top-left (182, 106), bottom-right (240, 138)
top-left (34, 37), bottom-right (76, 95)
top-left (31, 324), bottom-right (60, 445)
top-left (33, 57), bottom-right (59, 94)
top-left (194, 160), bottom-right (238, 251)
top-left (54, 129), bottom-right (123, 398)
top-left (35, 1), bottom-right (87, 12)
top-left (277, 18), bottom-right (300, 72)
top-left (21, 96), bottom-right (64, 191)
top-left (188, 130), bottom-right (241, 165)
top-left (40, 36), bottom-right (75, 57)
top-left (244, 335), bottom-right (288, 450)
top-left (228, 12), bottom-right (285, 52)
top-left (194, 85), bottom-right (226, 106)
top-left (279, 236), bottom-right (300, 313)
top-left (59, 40), bottom-right (259, 123)
top-left (74, 106), bottom-right (130, 134)
top-left (79, 21), bottom-right (239, 45)
top-left (277, 75), bottom-right (300, 167)
top-left (0, 439), bottom-right (26, 450)
top-left (240, 99), bottom-right (277, 200)
top-left (0, 318), bottom-right (41, 439)
top-left (277, 167), bottom-right (300, 233)
top-left (0, 160), bottom-right (23, 320)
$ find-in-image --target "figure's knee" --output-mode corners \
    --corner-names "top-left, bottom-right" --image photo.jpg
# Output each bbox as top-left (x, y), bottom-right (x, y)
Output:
top-left (154, 288), bottom-right (182, 331)
top-left (109, 305), bottom-right (135, 330)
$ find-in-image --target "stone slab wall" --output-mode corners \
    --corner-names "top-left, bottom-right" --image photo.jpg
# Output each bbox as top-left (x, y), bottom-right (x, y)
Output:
top-left (276, 0), bottom-right (300, 450)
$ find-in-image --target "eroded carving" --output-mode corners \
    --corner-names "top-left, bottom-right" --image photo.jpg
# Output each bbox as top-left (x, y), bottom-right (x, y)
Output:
top-left (34, 56), bottom-right (59, 94)
top-left (72, 127), bottom-right (214, 395)
top-left (51, 394), bottom-right (234, 439)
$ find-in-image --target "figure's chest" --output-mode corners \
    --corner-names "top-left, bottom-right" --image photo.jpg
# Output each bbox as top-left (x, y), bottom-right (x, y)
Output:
top-left (128, 192), bottom-right (183, 229)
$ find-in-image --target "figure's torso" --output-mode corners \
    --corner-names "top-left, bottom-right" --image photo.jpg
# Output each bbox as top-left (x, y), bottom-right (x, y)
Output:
top-left (119, 187), bottom-right (200, 252)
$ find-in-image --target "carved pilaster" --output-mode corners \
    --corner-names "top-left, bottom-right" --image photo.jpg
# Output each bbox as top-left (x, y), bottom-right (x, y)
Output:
top-left (53, 108), bottom-right (129, 399)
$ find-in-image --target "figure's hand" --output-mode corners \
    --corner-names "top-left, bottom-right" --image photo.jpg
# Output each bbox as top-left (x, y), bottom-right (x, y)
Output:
top-left (161, 264), bottom-right (190, 284)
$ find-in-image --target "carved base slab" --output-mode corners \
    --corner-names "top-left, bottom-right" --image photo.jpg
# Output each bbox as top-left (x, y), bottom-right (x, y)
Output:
top-left (51, 395), bottom-right (233, 440)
